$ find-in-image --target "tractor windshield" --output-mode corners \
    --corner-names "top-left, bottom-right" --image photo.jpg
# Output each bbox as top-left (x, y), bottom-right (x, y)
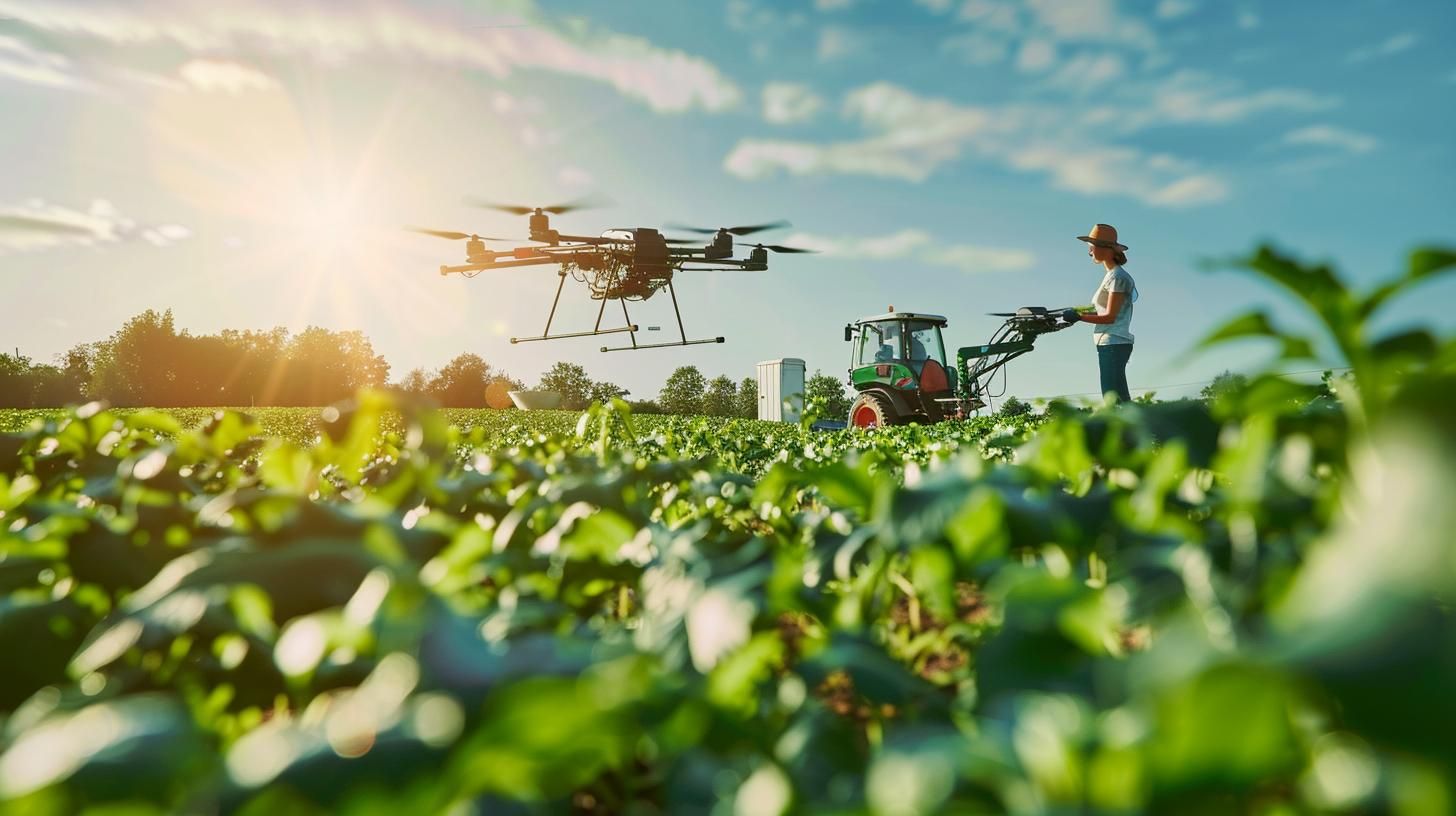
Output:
top-left (907, 321), bottom-right (947, 368)
top-left (856, 321), bottom-right (902, 366)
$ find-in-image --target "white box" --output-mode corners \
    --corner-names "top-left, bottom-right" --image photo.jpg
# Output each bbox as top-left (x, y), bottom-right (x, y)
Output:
top-left (756, 358), bottom-right (806, 422)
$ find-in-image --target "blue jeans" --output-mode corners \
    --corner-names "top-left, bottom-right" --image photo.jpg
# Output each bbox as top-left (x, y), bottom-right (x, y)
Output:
top-left (1097, 343), bottom-right (1133, 402)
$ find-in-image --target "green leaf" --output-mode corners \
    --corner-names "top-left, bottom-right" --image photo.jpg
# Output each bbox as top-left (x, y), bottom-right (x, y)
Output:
top-left (1359, 246), bottom-right (1456, 319)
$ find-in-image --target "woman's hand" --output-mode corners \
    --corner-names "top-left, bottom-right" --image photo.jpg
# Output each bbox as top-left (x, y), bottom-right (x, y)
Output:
top-left (1079, 292), bottom-right (1125, 325)
top-left (1061, 308), bottom-right (1081, 324)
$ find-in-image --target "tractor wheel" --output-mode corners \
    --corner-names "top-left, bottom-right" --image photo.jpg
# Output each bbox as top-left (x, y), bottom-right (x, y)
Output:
top-left (849, 392), bottom-right (898, 429)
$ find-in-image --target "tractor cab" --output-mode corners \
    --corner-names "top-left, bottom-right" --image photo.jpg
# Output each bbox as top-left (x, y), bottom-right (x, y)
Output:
top-left (844, 310), bottom-right (971, 427)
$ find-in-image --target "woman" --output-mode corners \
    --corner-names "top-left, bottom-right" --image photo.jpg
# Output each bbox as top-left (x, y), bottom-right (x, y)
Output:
top-left (1062, 224), bottom-right (1137, 403)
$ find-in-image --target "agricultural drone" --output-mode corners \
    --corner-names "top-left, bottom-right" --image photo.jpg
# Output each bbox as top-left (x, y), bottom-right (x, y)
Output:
top-left (413, 200), bottom-right (811, 352)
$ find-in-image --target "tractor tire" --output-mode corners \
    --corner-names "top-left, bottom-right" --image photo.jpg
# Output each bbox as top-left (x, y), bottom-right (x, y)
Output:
top-left (849, 392), bottom-right (899, 429)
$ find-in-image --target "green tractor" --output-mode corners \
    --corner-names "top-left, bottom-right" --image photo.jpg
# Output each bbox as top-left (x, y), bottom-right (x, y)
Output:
top-left (843, 306), bottom-right (1074, 428)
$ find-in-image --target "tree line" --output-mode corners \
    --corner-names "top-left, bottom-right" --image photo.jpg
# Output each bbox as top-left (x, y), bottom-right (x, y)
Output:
top-left (1, 310), bottom-right (855, 416)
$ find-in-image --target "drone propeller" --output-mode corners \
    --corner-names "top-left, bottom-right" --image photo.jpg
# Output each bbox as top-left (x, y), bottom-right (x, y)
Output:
top-left (407, 227), bottom-right (519, 241)
top-left (665, 220), bottom-right (791, 237)
top-left (0, 214), bottom-right (96, 236)
top-left (663, 237), bottom-right (701, 245)
top-left (467, 196), bottom-right (606, 216)
top-left (753, 243), bottom-right (816, 254)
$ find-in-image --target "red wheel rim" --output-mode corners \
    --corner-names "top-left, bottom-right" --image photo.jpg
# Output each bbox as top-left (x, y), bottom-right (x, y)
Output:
top-left (852, 405), bottom-right (879, 428)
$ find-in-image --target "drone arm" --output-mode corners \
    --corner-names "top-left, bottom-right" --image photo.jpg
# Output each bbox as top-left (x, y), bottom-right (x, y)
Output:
top-left (438, 256), bottom-right (566, 276)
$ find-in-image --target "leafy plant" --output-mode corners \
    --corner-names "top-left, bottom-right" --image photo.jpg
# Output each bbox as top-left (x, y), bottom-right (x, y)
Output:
top-left (0, 247), bottom-right (1450, 815)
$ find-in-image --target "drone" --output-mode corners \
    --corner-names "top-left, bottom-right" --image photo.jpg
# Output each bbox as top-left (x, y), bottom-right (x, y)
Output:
top-left (412, 200), bottom-right (811, 352)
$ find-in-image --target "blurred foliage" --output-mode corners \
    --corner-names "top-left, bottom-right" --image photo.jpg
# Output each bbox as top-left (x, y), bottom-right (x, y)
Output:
top-left (0, 244), bottom-right (1453, 815)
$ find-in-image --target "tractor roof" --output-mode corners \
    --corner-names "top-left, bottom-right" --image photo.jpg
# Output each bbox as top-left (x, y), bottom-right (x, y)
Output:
top-left (856, 312), bottom-right (948, 325)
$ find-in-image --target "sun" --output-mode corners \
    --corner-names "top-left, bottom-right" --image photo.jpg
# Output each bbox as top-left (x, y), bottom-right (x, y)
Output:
top-left (272, 169), bottom-right (376, 266)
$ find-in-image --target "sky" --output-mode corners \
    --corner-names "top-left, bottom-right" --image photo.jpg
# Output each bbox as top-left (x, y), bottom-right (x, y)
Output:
top-left (1, 0), bottom-right (1453, 405)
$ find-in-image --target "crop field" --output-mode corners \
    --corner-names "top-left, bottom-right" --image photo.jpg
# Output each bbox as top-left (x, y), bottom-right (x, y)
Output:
top-left (1, 247), bottom-right (1454, 815)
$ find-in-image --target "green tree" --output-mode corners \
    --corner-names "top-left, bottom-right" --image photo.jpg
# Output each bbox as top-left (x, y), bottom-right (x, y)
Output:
top-left (429, 353), bottom-right (494, 407)
top-left (275, 328), bottom-right (389, 406)
top-left (27, 364), bottom-right (78, 407)
top-left (703, 375), bottom-right (738, 417)
top-left (540, 362), bottom-right (594, 410)
top-left (588, 380), bottom-right (628, 406)
top-left (998, 396), bottom-right (1032, 418)
top-left (0, 353), bottom-right (32, 407)
top-left (1199, 370), bottom-right (1249, 402)
top-left (659, 366), bottom-right (707, 415)
top-left (805, 370), bottom-right (851, 420)
top-left (735, 376), bottom-right (758, 419)
top-left (89, 309), bottom-right (181, 406)
top-left (397, 368), bottom-right (430, 395)
top-left (60, 344), bottom-right (98, 402)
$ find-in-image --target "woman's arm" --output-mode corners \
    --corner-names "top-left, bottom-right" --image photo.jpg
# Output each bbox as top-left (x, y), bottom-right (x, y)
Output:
top-left (1083, 288), bottom-right (1124, 323)
top-left (1078, 291), bottom-right (1126, 325)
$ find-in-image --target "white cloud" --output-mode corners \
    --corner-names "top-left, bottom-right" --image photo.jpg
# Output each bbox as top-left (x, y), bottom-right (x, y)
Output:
top-left (1146, 174), bottom-right (1229, 207)
top-left (557, 165), bottom-right (594, 188)
top-left (1347, 32), bottom-right (1419, 64)
top-left (784, 229), bottom-right (930, 258)
top-left (724, 78), bottom-right (1281, 207)
top-left (177, 58), bottom-right (275, 93)
top-left (940, 0), bottom-right (1159, 80)
top-left (728, 0), bottom-right (808, 32)
top-left (0, 34), bottom-right (86, 90)
top-left (1024, 0), bottom-right (1157, 50)
top-left (1008, 144), bottom-right (1230, 207)
top-left (1047, 52), bottom-right (1126, 91)
top-left (0, 0), bottom-right (742, 113)
top-left (0, 199), bottom-right (190, 253)
top-left (1236, 9), bottom-right (1260, 29)
top-left (1126, 71), bottom-right (1338, 128)
top-left (958, 0), bottom-right (1022, 32)
top-left (762, 82), bottom-right (825, 125)
top-left (783, 228), bottom-right (1033, 272)
top-left (914, 0), bottom-right (956, 12)
top-left (1156, 0), bottom-right (1197, 20)
top-left (1283, 125), bottom-right (1378, 154)
top-left (817, 26), bottom-right (859, 62)
top-left (815, 0), bottom-right (855, 10)
top-left (1016, 39), bottom-right (1057, 73)
top-left (941, 31), bottom-right (1010, 65)
top-left (923, 244), bottom-right (1036, 273)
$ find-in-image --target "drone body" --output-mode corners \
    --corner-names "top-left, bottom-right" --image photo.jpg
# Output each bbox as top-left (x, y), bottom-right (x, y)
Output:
top-left (414, 202), bottom-right (806, 352)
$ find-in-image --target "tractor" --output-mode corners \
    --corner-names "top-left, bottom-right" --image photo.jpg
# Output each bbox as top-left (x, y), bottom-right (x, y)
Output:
top-left (843, 306), bottom-right (1074, 428)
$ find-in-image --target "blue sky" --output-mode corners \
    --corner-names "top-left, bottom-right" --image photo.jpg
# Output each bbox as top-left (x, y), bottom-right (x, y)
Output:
top-left (1, 0), bottom-right (1453, 404)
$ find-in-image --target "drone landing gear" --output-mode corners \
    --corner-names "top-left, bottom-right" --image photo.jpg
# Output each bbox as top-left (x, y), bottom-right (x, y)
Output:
top-left (510, 271), bottom-right (639, 345)
top-left (600, 280), bottom-right (725, 353)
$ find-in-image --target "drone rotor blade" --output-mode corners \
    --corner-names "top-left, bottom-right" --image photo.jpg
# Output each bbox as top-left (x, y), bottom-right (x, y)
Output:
top-left (543, 195), bottom-right (610, 215)
top-left (0, 215), bottom-right (97, 237)
top-left (464, 200), bottom-right (536, 215)
top-left (726, 220), bottom-right (790, 236)
top-left (469, 195), bottom-right (610, 216)
top-left (987, 312), bottom-right (1018, 317)
top-left (408, 227), bottom-right (472, 240)
top-left (758, 243), bottom-right (816, 254)
top-left (663, 222), bottom-right (720, 235)
top-left (666, 220), bottom-right (792, 237)
top-left (408, 227), bottom-right (525, 242)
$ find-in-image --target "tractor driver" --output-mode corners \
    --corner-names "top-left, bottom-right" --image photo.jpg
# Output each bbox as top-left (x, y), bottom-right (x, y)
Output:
top-left (874, 322), bottom-right (901, 362)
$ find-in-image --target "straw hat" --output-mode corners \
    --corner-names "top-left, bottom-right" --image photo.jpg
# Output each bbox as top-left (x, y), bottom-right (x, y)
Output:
top-left (1077, 223), bottom-right (1127, 251)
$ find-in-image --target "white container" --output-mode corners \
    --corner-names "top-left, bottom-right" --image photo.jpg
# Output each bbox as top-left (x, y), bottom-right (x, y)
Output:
top-left (756, 358), bottom-right (806, 422)
top-left (508, 390), bottom-right (563, 410)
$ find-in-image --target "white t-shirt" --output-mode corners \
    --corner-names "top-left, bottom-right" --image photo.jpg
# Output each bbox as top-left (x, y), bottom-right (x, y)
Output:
top-left (1091, 265), bottom-right (1136, 345)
